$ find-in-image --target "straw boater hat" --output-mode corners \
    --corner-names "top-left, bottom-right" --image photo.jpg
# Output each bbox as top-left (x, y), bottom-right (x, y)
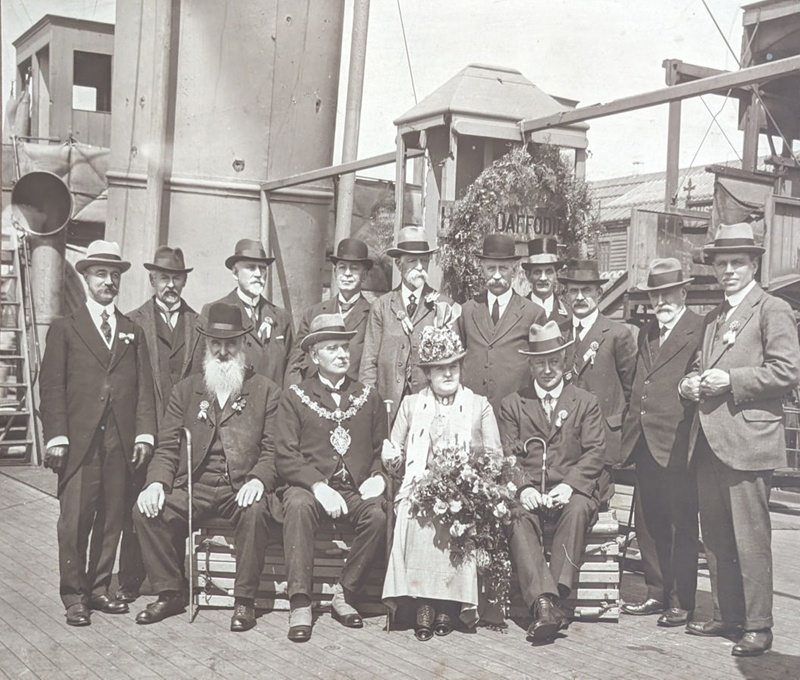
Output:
top-left (637, 257), bottom-right (694, 292)
top-left (197, 302), bottom-right (252, 339)
top-left (75, 240), bottom-right (131, 274)
top-left (476, 233), bottom-right (521, 260)
top-left (417, 326), bottom-right (466, 367)
top-left (558, 259), bottom-right (609, 285)
top-left (386, 226), bottom-right (438, 257)
top-left (225, 239), bottom-right (275, 270)
top-left (703, 222), bottom-right (765, 259)
top-left (522, 236), bottom-right (565, 271)
top-left (143, 245), bottom-right (193, 273)
top-left (328, 238), bottom-right (373, 269)
top-left (300, 313), bottom-right (357, 352)
top-left (519, 320), bottom-right (574, 356)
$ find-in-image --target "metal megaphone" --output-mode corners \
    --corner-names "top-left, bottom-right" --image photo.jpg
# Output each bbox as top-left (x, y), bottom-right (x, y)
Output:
top-left (10, 171), bottom-right (72, 237)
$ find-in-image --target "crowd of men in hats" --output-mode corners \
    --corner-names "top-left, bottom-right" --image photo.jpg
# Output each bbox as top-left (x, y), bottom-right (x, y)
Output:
top-left (38, 220), bottom-right (799, 656)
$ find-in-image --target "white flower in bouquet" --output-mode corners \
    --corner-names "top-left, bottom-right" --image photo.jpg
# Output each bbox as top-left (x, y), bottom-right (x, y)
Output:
top-left (433, 499), bottom-right (449, 515)
top-left (506, 481), bottom-right (517, 494)
top-left (449, 499), bottom-right (463, 513)
top-left (475, 548), bottom-right (492, 570)
top-left (493, 501), bottom-right (509, 518)
top-left (450, 520), bottom-right (468, 537)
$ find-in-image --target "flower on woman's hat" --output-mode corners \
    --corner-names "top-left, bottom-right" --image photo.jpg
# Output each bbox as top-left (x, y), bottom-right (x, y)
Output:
top-left (417, 326), bottom-right (466, 367)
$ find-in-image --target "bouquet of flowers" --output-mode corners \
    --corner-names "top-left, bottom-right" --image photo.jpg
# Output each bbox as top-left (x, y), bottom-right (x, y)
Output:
top-left (408, 442), bottom-right (518, 610)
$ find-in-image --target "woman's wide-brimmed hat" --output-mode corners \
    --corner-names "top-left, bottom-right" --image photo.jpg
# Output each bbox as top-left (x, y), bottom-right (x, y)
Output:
top-left (300, 313), bottom-right (357, 352)
top-left (637, 257), bottom-right (694, 292)
top-left (558, 259), bottom-right (608, 285)
top-left (703, 222), bottom-right (765, 258)
top-left (328, 238), bottom-right (373, 269)
top-left (477, 233), bottom-right (521, 260)
top-left (225, 239), bottom-right (275, 270)
top-left (417, 325), bottom-right (467, 367)
top-left (386, 226), bottom-right (438, 257)
top-left (75, 240), bottom-right (131, 274)
top-left (519, 320), bottom-right (574, 356)
top-left (197, 302), bottom-right (252, 339)
top-left (522, 236), bottom-right (565, 270)
top-left (143, 245), bottom-right (193, 273)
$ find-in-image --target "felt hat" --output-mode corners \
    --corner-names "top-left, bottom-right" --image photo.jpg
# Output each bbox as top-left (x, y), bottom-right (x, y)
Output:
top-left (417, 325), bottom-right (467, 367)
top-left (477, 233), bottom-right (520, 260)
top-left (518, 320), bottom-right (574, 356)
top-left (638, 257), bottom-right (694, 291)
top-left (143, 245), bottom-right (193, 273)
top-left (558, 259), bottom-right (608, 285)
top-left (522, 236), bottom-right (565, 270)
top-left (386, 226), bottom-right (438, 257)
top-left (703, 222), bottom-right (765, 258)
top-left (75, 240), bottom-right (131, 274)
top-left (328, 238), bottom-right (373, 269)
top-left (225, 239), bottom-right (275, 270)
top-left (300, 313), bottom-right (357, 352)
top-left (197, 302), bottom-right (252, 339)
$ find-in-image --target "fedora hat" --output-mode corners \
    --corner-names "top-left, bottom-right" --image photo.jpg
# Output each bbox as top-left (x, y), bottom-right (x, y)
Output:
top-left (225, 239), bottom-right (275, 270)
top-left (477, 233), bottom-right (521, 260)
top-left (328, 238), bottom-right (373, 269)
top-left (197, 302), bottom-right (251, 339)
top-left (703, 222), bottom-right (765, 258)
top-left (417, 325), bottom-right (467, 367)
top-left (143, 245), bottom-right (193, 273)
top-left (519, 320), bottom-right (574, 356)
top-left (386, 226), bottom-right (438, 257)
top-left (75, 240), bottom-right (131, 274)
top-left (638, 257), bottom-right (694, 292)
top-left (300, 313), bottom-right (357, 352)
top-left (522, 236), bottom-right (565, 270)
top-left (558, 259), bottom-right (608, 285)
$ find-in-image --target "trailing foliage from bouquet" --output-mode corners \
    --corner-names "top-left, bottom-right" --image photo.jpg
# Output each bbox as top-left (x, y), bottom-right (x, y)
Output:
top-left (408, 443), bottom-right (518, 610)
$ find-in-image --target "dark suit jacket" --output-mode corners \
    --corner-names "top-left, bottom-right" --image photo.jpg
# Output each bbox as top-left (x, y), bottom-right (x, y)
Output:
top-left (145, 370), bottom-right (283, 518)
top-left (40, 306), bottom-right (156, 494)
top-left (457, 292), bottom-right (545, 414)
top-left (127, 297), bottom-right (201, 418)
top-left (498, 383), bottom-right (605, 501)
top-left (686, 285), bottom-right (800, 470)
top-left (285, 295), bottom-right (371, 385)
top-left (203, 289), bottom-right (294, 388)
top-left (565, 313), bottom-right (637, 467)
top-left (275, 375), bottom-right (387, 491)
top-left (620, 310), bottom-right (702, 468)
top-left (528, 292), bottom-right (571, 330)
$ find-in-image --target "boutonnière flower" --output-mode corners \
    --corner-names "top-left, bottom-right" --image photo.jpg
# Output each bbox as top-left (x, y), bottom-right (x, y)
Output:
top-left (723, 320), bottom-right (740, 346)
top-left (198, 400), bottom-right (210, 421)
top-left (583, 341), bottom-right (599, 366)
top-left (258, 317), bottom-right (275, 339)
top-left (231, 396), bottom-right (246, 413)
top-left (118, 332), bottom-right (135, 345)
top-left (424, 291), bottom-right (440, 308)
top-left (555, 409), bottom-right (568, 428)
top-left (395, 308), bottom-right (414, 335)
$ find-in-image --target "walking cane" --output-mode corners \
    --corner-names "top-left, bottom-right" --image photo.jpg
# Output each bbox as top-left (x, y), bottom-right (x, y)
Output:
top-left (523, 436), bottom-right (549, 514)
top-left (383, 399), bottom-right (394, 632)
top-left (182, 426), bottom-right (194, 622)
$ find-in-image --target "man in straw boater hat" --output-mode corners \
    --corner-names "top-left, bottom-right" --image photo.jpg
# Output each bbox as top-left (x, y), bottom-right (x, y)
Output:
top-left (277, 313), bottom-right (388, 643)
top-left (619, 258), bottom-right (703, 626)
top-left (40, 240), bottom-right (156, 626)
top-left (678, 222), bottom-right (800, 656)
top-left (497, 321), bottom-right (605, 644)
top-left (522, 236), bottom-right (571, 328)
top-left (134, 302), bottom-right (282, 632)
top-left (204, 238), bottom-right (294, 387)
top-left (360, 225), bottom-right (454, 424)
top-left (559, 259), bottom-right (636, 503)
top-left (457, 233), bottom-right (545, 413)
top-left (286, 237), bottom-right (373, 385)
top-left (120, 245), bottom-right (202, 603)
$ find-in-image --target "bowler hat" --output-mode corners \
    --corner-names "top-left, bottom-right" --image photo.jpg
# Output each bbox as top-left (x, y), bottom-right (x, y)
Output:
top-left (143, 245), bottom-right (193, 273)
top-left (703, 222), bottom-right (765, 258)
top-left (386, 226), bottom-right (438, 257)
top-left (477, 233), bottom-right (521, 260)
top-left (558, 259), bottom-right (608, 285)
top-left (328, 238), bottom-right (373, 269)
top-left (417, 325), bottom-right (467, 367)
top-left (300, 313), bottom-right (357, 352)
top-left (197, 302), bottom-right (252, 339)
top-left (638, 257), bottom-right (694, 292)
top-left (518, 320), bottom-right (574, 356)
top-left (75, 240), bottom-right (131, 274)
top-left (225, 239), bottom-right (275, 270)
top-left (522, 236), bottom-right (565, 270)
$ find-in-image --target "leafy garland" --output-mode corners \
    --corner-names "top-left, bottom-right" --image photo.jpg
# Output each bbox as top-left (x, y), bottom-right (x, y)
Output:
top-left (438, 144), bottom-right (603, 303)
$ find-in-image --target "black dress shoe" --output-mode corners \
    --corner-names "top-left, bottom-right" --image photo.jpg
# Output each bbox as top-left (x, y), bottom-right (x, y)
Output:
top-left (732, 629), bottom-right (773, 657)
top-left (526, 595), bottom-right (562, 643)
top-left (685, 619), bottom-right (742, 638)
top-left (89, 594), bottom-right (129, 614)
top-left (230, 603), bottom-right (256, 632)
top-left (621, 598), bottom-right (664, 616)
top-left (135, 594), bottom-right (185, 624)
top-left (657, 608), bottom-right (691, 627)
top-left (434, 611), bottom-right (453, 637)
top-left (288, 605), bottom-right (312, 643)
top-left (66, 603), bottom-right (91, 627)
top-left (331, 591), bottom-right (363, 629)
top-left (415, 603), bottom-right (435, 642)
top-left (116, 588), bottom-right (140, 604)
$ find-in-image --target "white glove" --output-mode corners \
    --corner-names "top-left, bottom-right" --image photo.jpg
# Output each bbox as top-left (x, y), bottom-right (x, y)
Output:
top-left (137, 482), bottom-right (165, 518)
top-left (359, 475), bottom-right (386, 500)
top-left (312, 482), bottom-right (348, 519)
top-left (381, 439), bottom-right (403, 471)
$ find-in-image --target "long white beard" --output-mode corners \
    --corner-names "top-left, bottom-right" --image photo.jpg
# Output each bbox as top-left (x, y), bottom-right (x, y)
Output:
top-left (203, 350), bottom-right (246, 399)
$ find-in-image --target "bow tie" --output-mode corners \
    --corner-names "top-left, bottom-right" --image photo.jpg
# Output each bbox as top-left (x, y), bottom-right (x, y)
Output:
top-left (321, 382), bottom-right (345, 395)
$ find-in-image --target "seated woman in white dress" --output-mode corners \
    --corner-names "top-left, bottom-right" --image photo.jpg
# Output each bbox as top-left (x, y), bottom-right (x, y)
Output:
top-left (381, 326), bottom-right (502, 641)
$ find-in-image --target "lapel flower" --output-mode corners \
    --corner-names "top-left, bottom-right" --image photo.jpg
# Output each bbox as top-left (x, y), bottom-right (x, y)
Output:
top-left (198, 400), bottom-right (210, 421)
top-left (118, 332), bottom-right (135, 345)
top-left (258, 317), bottom-right (275, 340)
top-left (424, 291), bottom-right (440, 308)
top-left (555, 409), bottom-right (568, 428)
top-left (722, 320), bottom-right (740, 347)
top-left (564, 370), bottom-right (574, 383)
top-left (231, 396), bottom-right (246, 413)
top-left (583, 341), bottom-right (600, 366)
top-left (395, 308), bottom-right (414, 335)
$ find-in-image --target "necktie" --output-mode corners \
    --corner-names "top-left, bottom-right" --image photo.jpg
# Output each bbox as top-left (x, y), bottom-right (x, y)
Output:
top-left (716, 300), bottom-right (731, 332)
top-left (543, 393), bottom-right (554, 422)
top-left (574, 321), bottom-right (583, 342)
top-left (491, 299), bottom-right (500, 326)
top-left (339, 299), bottom-right (355, 314)
top-left (659, 325), bottom-right (668, 346)
top-left (407, 293), bottom-right (417, 319)
top-left (100, 310), bottom-right (112, 343)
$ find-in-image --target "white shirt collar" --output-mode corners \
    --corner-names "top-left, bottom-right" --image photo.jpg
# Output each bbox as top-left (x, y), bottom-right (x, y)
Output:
top-left (725, 280), bottom-right (757, 310)
top-left (534, 380), bottom-right (564, 400)
top-left (660, 306), bottom-right (686, 332)
top-left (574, 308), bottom-right (598, 331)
top-left (318, 374), bottom-right (346, 391)
top-left (338, 291), bottom-right (361, 305)
top-left (86, 297), bottom-right (115, 317)
top-left (401, 283), bottom-right (425, 307)
top-left (236, 288), bottom-right (261, 308)
top-left (154, 297), bottom-right (181, 313)
top-left (531, 293), bottom-right (554, 315)
top-left (488, 287), bottom-right (513, 309)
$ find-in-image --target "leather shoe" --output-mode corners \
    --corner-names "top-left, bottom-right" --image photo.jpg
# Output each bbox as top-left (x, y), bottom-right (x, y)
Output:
top-left (287, 605), bottom-right (312, 642)
top-left (621, 598), bottom-right (664, 616)
top-left (732, 629), bottom-right (772, 657)
top-left (685, 619), bottom-right (742, 638)
top-left (331, 590), bottom-right (363, 629)
top-left (116, 587), bottom-right (140, 604)
top-left (89, 594), bottom-right (129, 614)
top-left (415, 603), bottom-right (435, 642)
top-left (66, 603), bottom-right (91, 627)
top-left (526, 595), bottom-right (563, 643)
top-left (230, 603), bottom-right (256, 632)
top-left (135, 594), bottom-right (185, 624)
top-left (657, 608), bottom-right (691, 627)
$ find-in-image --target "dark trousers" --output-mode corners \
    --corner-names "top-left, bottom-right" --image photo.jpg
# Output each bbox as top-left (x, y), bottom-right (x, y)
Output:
top-left (133, 469), bottom-right (272, 600)
top-left (634, 440), bottom-right (699, 610)
top-left (508, 493), bottom-right (598, 609)
top-left (282, 485), bottom-right (385, 599)
top-left (118, 465), bottom-right (146, 592)
top-left (57, 417), bottom-right (127, 608)
top-left (696, 431), bottom-right (773, 630)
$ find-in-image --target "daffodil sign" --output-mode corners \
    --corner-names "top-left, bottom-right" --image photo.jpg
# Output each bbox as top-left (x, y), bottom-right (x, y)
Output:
top-left (495, 209), bottom-right (563, 237)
